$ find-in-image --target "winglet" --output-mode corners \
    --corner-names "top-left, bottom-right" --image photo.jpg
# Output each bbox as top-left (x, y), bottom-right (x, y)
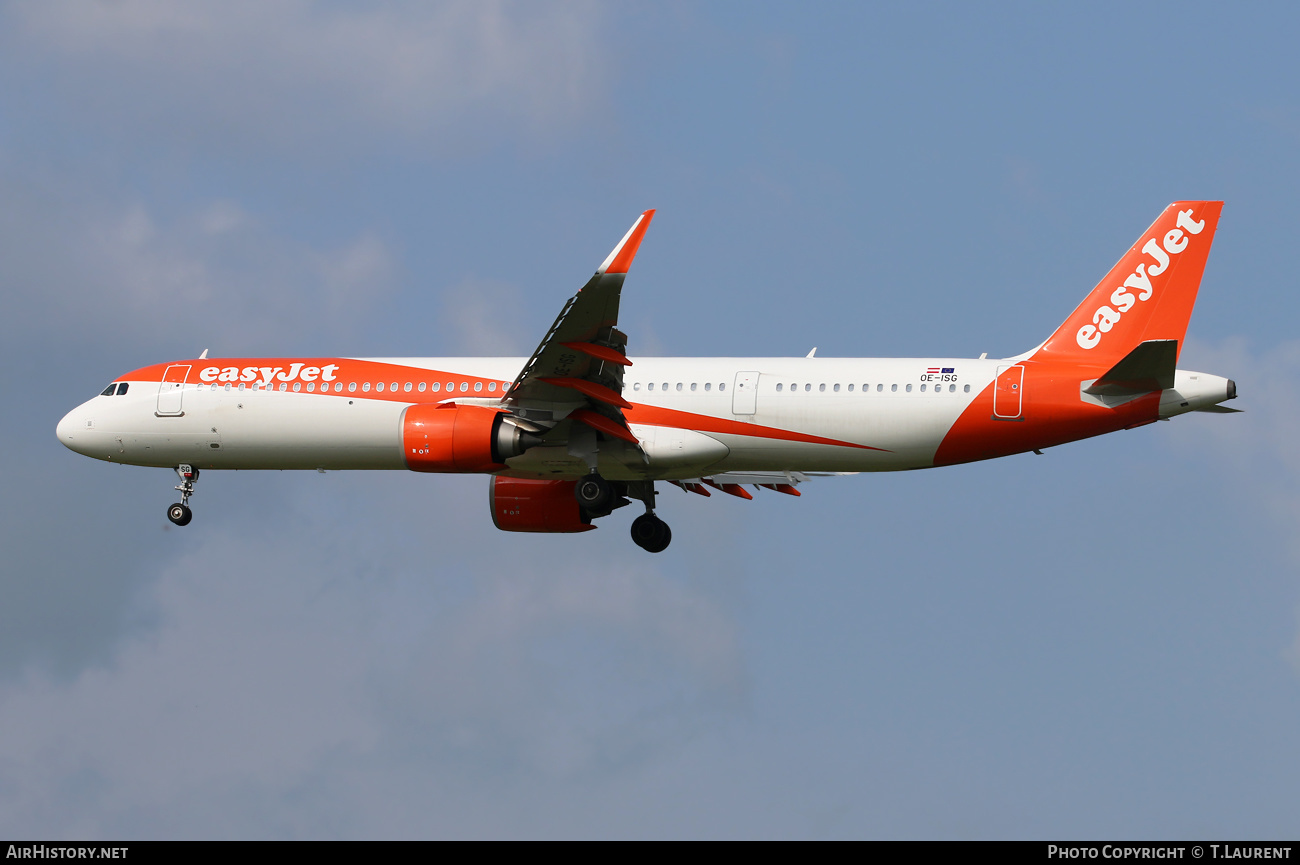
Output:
top-left (597, 209), bottom-right (656, 275)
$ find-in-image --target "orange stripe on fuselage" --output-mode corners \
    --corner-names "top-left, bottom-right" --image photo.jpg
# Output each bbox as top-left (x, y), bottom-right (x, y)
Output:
top-left (933, 360), bottom-right (1160, 466)
top-left (117, 358), bottom-right (513, 402)
top-left (624, 403), bottom-right (889, 452)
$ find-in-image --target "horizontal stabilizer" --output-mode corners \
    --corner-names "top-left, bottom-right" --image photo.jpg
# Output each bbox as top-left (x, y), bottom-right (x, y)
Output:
top-left (1083, 339), bottom-right (1177, 397)
top-left (1194, 404), bottom-right (1243, 413)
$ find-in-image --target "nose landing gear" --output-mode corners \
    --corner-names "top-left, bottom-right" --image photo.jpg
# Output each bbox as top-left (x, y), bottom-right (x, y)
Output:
top-left (167, 464), bottom-right (198, 526)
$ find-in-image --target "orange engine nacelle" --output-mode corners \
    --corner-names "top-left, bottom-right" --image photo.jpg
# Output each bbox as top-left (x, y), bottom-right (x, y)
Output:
top-left (403, 404), bottom-right (538, 473)
top-left (489, 477), bottom-right (595, 533)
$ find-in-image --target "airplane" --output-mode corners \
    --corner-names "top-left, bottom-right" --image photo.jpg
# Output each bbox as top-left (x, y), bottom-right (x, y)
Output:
top-left (56, 201), bottom-right (1238, 552)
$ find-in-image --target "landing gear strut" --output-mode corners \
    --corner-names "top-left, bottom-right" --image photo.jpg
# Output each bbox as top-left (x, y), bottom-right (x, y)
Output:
top-left (628, 481), bottom-right (671, 553)
top-left (167, 464), bottom-right (198, 526)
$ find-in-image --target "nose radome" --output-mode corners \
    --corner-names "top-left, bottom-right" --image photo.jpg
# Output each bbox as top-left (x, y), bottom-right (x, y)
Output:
top-left (56, 407), bottom-right (88, 452)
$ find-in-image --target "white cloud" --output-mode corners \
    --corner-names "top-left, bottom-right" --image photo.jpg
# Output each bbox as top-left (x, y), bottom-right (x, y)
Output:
top-left (0, 162), bottom-right (396, 354)
top-left (5, 0), bottom-right (606, 151)
top-left (437, 278), bottom-right (532, 356)
top-left (0, 473), bottom-right (744, 837)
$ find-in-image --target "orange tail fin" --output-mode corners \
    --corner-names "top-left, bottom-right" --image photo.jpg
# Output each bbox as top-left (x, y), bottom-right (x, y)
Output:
top-left (1035, 201), bottom-right (1223, 367)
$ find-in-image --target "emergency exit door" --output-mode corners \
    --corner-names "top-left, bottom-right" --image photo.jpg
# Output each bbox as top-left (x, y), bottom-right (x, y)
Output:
top-left (732, 371), bottom-right (759, 415)
top-left (993, 364), bottom-right (1024, 419)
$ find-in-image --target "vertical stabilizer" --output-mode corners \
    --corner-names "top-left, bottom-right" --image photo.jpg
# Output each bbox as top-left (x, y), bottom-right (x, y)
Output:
top-left (1035, 201), bottom-right (1222, 367)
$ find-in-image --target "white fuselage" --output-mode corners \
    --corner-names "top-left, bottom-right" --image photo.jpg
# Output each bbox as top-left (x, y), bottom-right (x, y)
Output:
top-left (56, 355), bottom-right (1233, 480)
top-left (56, 356), bottom-right (994, 475)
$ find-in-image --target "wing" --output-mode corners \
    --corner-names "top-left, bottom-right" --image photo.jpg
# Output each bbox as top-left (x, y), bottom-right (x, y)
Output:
top-left (500, 210), bottom-right (655, 446)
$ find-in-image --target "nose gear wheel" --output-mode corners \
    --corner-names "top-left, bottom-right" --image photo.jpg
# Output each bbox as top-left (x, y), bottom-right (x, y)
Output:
top-left (167, 464), bottom-right (199, 526)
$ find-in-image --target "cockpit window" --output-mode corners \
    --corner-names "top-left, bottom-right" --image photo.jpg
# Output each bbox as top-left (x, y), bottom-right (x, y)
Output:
top-left (101, 384), bottom-right (116, 396)
top-left (116, 383), bottom-right (129, 395)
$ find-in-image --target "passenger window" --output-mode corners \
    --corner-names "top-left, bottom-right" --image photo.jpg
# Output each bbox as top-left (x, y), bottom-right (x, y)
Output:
top-left (676, 383), bottom-right (682, 391)
top-left (805, 383), bottom-right (811, 392)
top-left (101, 384), bottom-right (116, 396)
top-left (719, 383), bottom-right (725, 391)
top-left (776, 383), bottom-right (783, 392)
top-left (307, 382), bottom-right (315, 392)
top-left (430, 382), bottom-right (440, 392)
top-left (293, 382), bottom-right (301, 392)
top-left (704, 382), bottom-right (712, 391)
top-left (375, 382), bottom-right (384, 392)
top-left (418, 382), bottom-right (426, 392)
top-left (474, 382), bottom-right (483, 392)
top-left (690, 383), bottom-right (697, 391)
top-left (906, 384), bottom-right (912, 392)
top-left (647, 383), bottom-right (654, 391)
top-left (117, 383), bottom-right (130, 395)
top-left (964, 384), bottom-right (970, 393)
top-left (834, 384), bottom-right (840, 392)
top-left (446, 382), bottom-right (454, 391)
top-left (239, 383), bottom-right (247, 391)
top-left (662, 382), bottom-right (669, 391)
top-left (949, 384), bottom-right (956, 392)
top-left (819, 383), bottom-right (826, 392)
top-left (633, 382), bottom-right (641, 391)
top-left (920, 384), bottom-right (926, 392)
top-left (405, 382), bottom-right (413, 392)
top-left (460, 382), bottom-right (469, 392)
top-left (891, 384), bottom-right (897, 392)
top-left (352, 382), bottom-right (360, 392)
top-left (488, 382), bottom-right (496, 392)
top-left (224, 383), bottom-right (232, 392)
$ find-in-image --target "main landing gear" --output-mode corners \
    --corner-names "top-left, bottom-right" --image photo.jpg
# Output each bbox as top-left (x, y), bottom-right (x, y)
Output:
top-left (574, 472), bottom-right (615, 512)
top-left (576, 473), bottom-right (672, 552)
top-left (167, 464), bottom-right (198, 526)
top-left (627, 480), bottom-right (671, 553)
top-left (630, 512), bottom-right (671, 553)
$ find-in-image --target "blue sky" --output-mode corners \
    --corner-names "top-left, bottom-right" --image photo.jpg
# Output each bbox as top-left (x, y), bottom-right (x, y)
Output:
top-left (1, 1), bottom-right (1297, 839)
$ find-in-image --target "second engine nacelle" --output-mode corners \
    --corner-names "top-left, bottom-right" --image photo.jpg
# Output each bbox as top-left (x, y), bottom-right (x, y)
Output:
top-left (402, 404), bottom-right (539, 473)
top-left (489, 477), bottom-right (594, 533)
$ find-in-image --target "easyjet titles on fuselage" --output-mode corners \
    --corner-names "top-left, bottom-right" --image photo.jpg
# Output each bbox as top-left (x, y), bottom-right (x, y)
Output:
top-left (198, 363), bottom-right (342, 386)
